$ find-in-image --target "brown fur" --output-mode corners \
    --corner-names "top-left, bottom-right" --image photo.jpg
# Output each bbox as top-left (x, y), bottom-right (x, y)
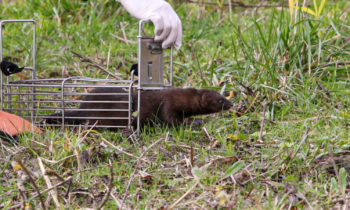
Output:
top-left (138, 88), bottom-right (233, 127)
top-left (46, 88), bottom-right (233, 129)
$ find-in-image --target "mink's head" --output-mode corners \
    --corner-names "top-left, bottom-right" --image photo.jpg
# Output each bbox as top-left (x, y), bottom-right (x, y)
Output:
top-left (198, 89), bottom-right (233, 114)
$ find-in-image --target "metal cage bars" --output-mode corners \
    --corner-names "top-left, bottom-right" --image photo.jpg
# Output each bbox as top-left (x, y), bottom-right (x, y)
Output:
top-left (0, 19), bottom-right (174, 133)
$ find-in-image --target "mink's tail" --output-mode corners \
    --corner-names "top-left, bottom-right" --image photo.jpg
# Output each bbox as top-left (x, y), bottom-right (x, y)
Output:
top-left (43, 111), bottom-right (86, 126)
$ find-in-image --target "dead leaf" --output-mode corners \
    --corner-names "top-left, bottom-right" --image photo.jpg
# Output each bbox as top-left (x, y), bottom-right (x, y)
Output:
top-left (139, 171), bottom-right (153, 184)
top-left (226, 91), bottom-right (236, 100)
top-left (11, 161), bottom-right (23, 172)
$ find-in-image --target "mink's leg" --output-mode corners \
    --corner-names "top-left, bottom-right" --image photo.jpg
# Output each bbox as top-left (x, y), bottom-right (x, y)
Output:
top-left (160, 103), bottom-right (183, 127)
top-left (163, 114), bottom-right (183, 127)
top-left (184, 118), bottom-right (205, 127)
top-left (44, 111), bottom-right (86, 125)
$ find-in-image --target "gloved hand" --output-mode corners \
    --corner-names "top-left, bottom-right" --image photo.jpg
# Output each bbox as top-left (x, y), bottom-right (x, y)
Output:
top-left (118, 0), bottom-right (182, 49)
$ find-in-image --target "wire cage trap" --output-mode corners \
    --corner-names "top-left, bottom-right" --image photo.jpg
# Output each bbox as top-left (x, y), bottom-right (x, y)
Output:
top-left (0, 19), bottom-right (173, 133)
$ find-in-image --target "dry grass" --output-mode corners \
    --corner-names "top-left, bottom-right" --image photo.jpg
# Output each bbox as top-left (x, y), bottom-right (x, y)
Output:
top-left (0, 0), bottom-right (349, 208)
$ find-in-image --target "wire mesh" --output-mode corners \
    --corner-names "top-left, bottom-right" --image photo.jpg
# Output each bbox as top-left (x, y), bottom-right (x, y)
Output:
top-left (1, 77), bottom-right (135, 130)
top-left (1, 19), bottom-right (173, 133)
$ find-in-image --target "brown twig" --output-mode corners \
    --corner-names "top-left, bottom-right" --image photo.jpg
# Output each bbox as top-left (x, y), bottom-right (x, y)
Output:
top-left (19, 189), bottom-right (27, 210)
top-left (77, 120), bottom-right (98, 146)
top-left (37, 157), bottom-right (61, 208)
top-left (70, 160), bottom-right (128, 175)
top-left (29, 139), bottom-right (49, 149)
top-left (202, 127), bottom-right (219, 149)
top-left (107, 43), bottom-right (111, 70)
top-left (73, 147), bottom-right (82, 180)
top-left (97, 159), bottom-right (114, 210)
top-left (111, 22), bottom-right (136, 44)
top-left (279, 115), bottom-right (345, 124)
top-left (100, 136), bottom-right (150, 163)
top-left (303, 61), bottom-right (350, 72)
top-left (169, 158), bottom-right (217, 209)
top-left (111, 34), bottom-right (137, 44)
top-left (190, 142), bottom-right (194, 167)
top-left (316, 81), bottom-right (331, 97)
top-left (332, 196), bottom-right (350, 205)
top-left (319, 61), bottom-right (350, 68)
top-left (258, 103), bottom-right (267, 142)
top-left (121, 133), bottom-right (169, 205)
top-left (40, 160), bottom-right (65, 182)
top-left (65, 177), bottom-right (73, 198)
top-left (40, 154), bottom-right (76, 164)
top-left (32, 176), bottom-right (73, 199)
top-left (110, 189), bottom-right (129, 209)
top-left (120, 22), bottom-right (128, 42)
top-left (169, 180), bottom-right (199, 209)
top-left (71, 51), bottom-right (122, 80)
top-left (16, 159), bottom-right (47, 210)
top-left (232, 78), bottom-right (256, 97)
top-left (69, 191), bottom-right (96, 206)
top-left (7, 203), bottom-right (22, 210)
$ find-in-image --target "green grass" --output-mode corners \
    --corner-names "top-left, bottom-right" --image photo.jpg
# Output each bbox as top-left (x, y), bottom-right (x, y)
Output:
top-left (0, 0), bottom-right (350, 208)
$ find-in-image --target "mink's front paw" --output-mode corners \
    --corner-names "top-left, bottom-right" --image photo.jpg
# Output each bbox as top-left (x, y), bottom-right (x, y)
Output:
top-left (184, 118), bottom-right (205, 127)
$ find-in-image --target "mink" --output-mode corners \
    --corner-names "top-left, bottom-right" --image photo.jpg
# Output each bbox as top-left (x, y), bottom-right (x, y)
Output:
top-left (45, 87), bottom-right (129, 128)
top-left (45, 88), bottom-right (233, 129)
top-left (137, 88), bottom-right (233, 127)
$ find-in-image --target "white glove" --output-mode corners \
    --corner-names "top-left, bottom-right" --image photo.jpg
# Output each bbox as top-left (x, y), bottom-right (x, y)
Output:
top-left (118, 0), bottom-right (182, 49)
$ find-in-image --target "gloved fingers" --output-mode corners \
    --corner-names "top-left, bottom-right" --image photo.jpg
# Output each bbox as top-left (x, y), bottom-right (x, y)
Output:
top-left (149, 14), bottom-right (164, 37)
top-left (155, 15), bottom-right (172, 45)
top-left (160, 17), bottom-right (179, 49)
top-left (125, 0), bottom-right (182, 49)
top-left (150, 13), bottom-right (178, 49)
top-left (174, 19), bottom-right (182, 49)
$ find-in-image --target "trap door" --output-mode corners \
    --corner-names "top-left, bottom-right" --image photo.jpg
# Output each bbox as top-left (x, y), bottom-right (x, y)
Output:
top-left (139, 37), bottom-right (164, 87)
top-left (135, 20), bottom-right (175, 134)
top-left (137, 20), bottom-right (173, 89)
top-left (0, 20), bottom-right (37, 123)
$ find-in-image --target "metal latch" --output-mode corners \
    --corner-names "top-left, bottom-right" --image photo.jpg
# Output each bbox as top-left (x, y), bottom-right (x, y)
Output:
top-left (137, 20), bottom-right (173, 88)
top-left (148, 42), bottom-right (162, 54)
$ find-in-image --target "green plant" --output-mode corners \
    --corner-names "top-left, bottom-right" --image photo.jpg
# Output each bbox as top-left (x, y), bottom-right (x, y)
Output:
top-left (289, 0), bottom-right (327, 18)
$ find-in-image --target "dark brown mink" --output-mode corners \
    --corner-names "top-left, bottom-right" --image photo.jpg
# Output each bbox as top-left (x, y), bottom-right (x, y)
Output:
top-left (45, 87), bottom-right (130, 128)
top-left (45, 87), bottom-right (233, 129)
top-left (137, 88), bottom-right (233, 127)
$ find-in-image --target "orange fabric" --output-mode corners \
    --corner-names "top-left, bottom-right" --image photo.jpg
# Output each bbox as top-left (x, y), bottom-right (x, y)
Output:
top-left (0, 111), bottom-right (42, 136)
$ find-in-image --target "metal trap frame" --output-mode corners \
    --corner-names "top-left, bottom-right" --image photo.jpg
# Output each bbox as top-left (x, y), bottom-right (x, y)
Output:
top-left (0, 19), bottom-right (173, 133)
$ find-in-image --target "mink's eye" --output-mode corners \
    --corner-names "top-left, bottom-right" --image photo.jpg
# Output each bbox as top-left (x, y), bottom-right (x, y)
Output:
top-left (218, 99), bottom-right (224, 104)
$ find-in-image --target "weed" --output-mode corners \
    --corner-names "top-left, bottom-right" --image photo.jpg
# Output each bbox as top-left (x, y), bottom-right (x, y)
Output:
top-left (0, 0), bottom-right (349, 208)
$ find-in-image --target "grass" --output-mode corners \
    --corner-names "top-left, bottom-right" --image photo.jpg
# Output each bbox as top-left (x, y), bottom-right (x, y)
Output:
top-left (0, 0), bottom-right (349, 208)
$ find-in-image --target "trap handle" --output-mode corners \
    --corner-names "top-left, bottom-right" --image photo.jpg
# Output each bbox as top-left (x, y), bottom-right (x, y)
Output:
top-left (137, 19), bottom-right (173, 89)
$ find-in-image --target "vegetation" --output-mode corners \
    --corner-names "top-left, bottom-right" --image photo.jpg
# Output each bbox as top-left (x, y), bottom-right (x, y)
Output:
top-left (0, 0), bottom-right (349, 208)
